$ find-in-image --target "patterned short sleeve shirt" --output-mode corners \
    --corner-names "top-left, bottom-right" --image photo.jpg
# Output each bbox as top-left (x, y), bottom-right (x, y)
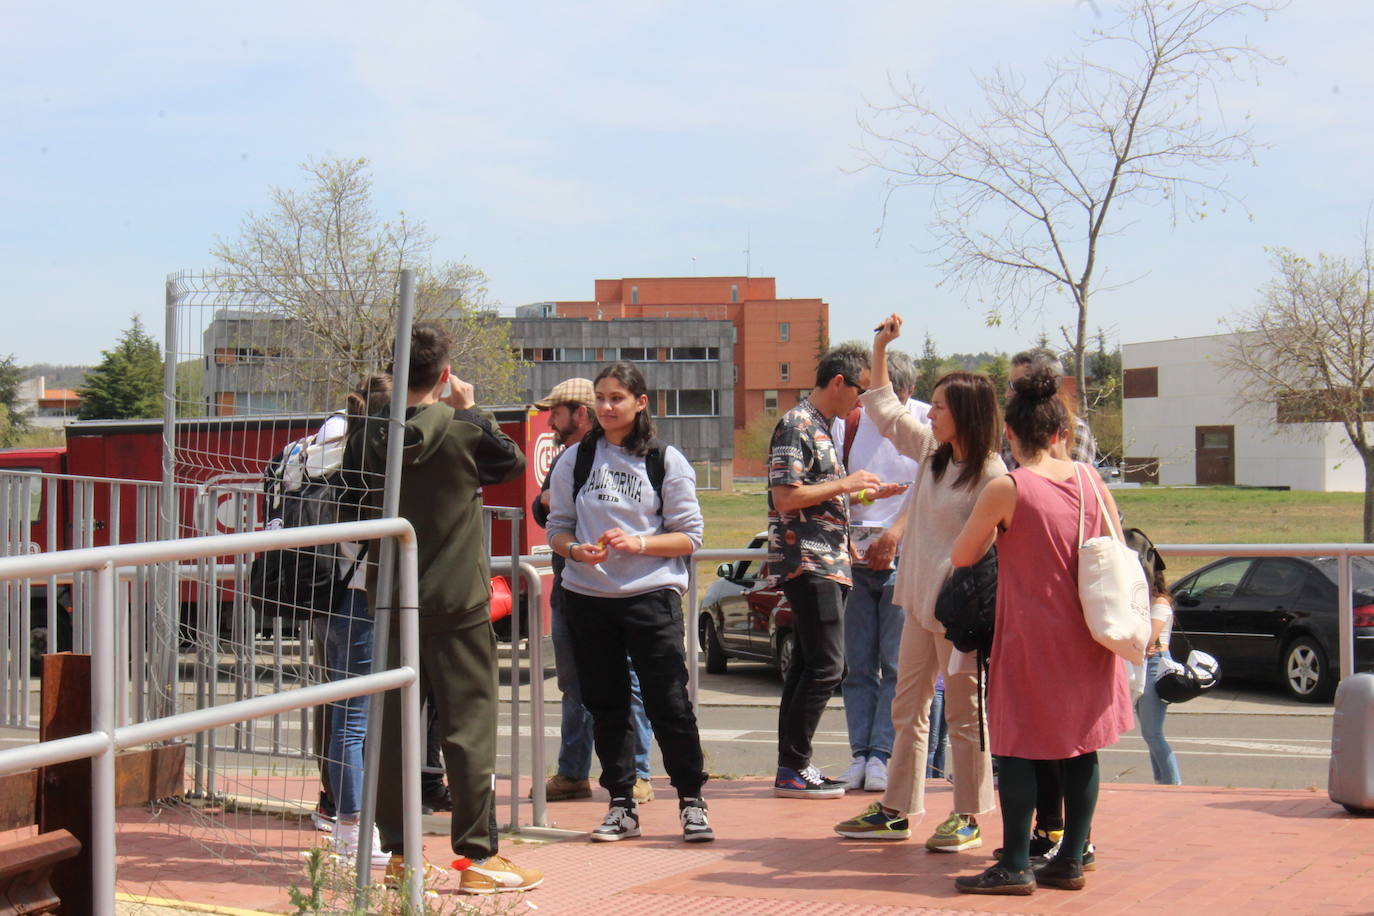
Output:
top-left (766, 398), bottom-right (851, 586)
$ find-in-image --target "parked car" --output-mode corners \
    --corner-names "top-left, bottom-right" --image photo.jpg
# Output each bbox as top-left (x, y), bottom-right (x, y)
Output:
top-left (699, 532), bottom-right (795, 681)
top-left (1169, 555), bottom-right (1374, 702)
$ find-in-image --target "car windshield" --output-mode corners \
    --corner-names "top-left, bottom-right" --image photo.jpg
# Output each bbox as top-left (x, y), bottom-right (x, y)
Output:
top-left (1309, 556), bottom-right (1374, 603)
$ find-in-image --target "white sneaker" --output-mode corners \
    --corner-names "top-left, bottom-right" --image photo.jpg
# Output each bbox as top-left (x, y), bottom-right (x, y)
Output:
top-left (864, 756), bottom-right (888, 792)
top-left (332, 821), bottom-right (390, 868)
top-left (842, 755), bottom-right (867, 792)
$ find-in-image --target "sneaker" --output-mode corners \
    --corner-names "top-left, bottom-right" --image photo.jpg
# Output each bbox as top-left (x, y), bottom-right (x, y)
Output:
top-left (455, 854), bottom-right (544, 895)
top-left (954, 863), bottom-right (1036, 896)
top-left (383, 854), bottom-right (440, 888)
top-left (1034, 854), bottom-right (1086, 890)
top-left (863, 756), bottom-right (888, 792)
top-left (773, 765), bottom-right (846, 799)
top-left (421, 785), bottom-right (453, 814)
top-left (925, 812), bottom-right (982, 852)
top-left (533, 773), bottom-right (592, 802)
top-left (331, 821), bottom-right (389, 868)
top-left (633, 777), bottom-right (656, 804)
top-left (993, 827), bottom-right (1062, 864)
top-left (590, 799), bottom-right (640, 842)
top-left (842, 755), bottom-right (867, 791)
top-left (311, 805), bottom-right (336, 833)
top-left (1083, 842), bottom-right (1096, 872)
top-left (833, 801), bottom-right (911, 840)
top-left (679, 798), bottom-right (715, 842)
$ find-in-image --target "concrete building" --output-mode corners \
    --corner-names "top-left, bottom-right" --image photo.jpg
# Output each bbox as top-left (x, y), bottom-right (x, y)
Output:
top-left (1122, 332), bottom-right (1364, 491)
top-left (523, 276), bottom-right (829, 477)
top-left (17, 378), bottom-right (80, 428)
top-left (508, 314), bottom-right (736, 489)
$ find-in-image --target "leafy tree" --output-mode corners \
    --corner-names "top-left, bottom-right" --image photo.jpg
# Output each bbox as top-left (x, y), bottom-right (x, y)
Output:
top-left (859, 0), bottom-right (1278, 409)
top-left (979, 353), bottom-right (1011, 407)
top-left (211, 157), bottom-right (521, 405)
top-left (0, 355), bottom-right (27, 447)
top-left (1224, 243), bottom-right (1374, 541)
top-left (913, 333), bottom-right (956, 403)
top-left (79, 317), bottom-right (163, 420)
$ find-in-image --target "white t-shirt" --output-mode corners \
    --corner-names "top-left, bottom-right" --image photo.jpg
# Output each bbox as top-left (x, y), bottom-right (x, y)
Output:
top-left (832, 398), bottom-right (930, 529)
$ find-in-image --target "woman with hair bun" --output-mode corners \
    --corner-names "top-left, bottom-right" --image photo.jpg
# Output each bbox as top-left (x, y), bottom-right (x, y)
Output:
top-left (949, 365), bottom-right (1132, 897)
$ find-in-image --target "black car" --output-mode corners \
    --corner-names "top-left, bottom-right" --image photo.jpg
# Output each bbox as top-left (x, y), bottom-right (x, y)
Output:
top-left (698, 533), bottom-right (796, 680)
top-left (1169, 555), bottom-right (1374, 702)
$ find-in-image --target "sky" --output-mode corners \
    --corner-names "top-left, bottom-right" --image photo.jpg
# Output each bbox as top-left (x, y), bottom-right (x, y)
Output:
top-left (3, 0), bottom-right (1372, 366)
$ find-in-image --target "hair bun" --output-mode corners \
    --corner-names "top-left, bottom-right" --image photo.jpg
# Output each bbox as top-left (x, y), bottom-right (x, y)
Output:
top-left (1011, 365), bottom-right (1059, 401)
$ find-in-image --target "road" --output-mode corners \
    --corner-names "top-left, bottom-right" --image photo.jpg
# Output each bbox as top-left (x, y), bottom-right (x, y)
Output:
top-left (506, 659), bottom-right (1338, 793)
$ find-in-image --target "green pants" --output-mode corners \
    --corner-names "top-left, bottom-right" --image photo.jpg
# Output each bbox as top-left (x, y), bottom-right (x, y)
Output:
top-left (375, 611), bottom-right (498, 860)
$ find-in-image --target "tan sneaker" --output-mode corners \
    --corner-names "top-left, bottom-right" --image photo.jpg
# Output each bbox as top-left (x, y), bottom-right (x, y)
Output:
top-left (383, 853), bottom-right (439, 888)
top-left (456, 854), bottom-right (544, 895)
top-left (632, 777), bottom-right (655, 803)
top-left (533, 773), bottom-right (592, 801)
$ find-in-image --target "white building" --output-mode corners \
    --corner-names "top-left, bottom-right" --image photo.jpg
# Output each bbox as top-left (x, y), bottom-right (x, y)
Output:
top-left (1122, 332), bottom-right (1364, 492)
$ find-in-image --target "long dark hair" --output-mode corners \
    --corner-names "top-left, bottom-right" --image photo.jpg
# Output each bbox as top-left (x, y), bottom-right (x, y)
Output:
top-left (589, 361), bottom-right (657, 457)
top-left (927, 371), bottom-right (999, 491)
top-left (1004, 365), bottom-right (1068, 457)
top-left (346, 372), bottom-right (392, 436)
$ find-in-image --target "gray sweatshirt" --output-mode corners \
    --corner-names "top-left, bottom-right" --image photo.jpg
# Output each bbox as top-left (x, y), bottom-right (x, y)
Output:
top-left (546, 437), bottom-right (704, 599)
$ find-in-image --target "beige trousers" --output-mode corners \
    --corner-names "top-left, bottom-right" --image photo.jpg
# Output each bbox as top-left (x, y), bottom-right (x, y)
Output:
top-left (880, 619), bottom-right (995, 819)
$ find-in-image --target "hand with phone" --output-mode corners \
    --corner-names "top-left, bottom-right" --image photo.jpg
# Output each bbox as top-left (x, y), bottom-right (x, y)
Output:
top-left (440, 375), bottom-right (475, 410)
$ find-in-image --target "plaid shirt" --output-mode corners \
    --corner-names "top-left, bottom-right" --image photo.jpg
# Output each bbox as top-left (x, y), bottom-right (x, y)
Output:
top-left (1002, 414), bottom-right (1097, 469)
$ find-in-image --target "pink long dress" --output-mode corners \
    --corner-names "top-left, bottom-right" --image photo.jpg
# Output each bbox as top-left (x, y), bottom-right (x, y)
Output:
top-left (987, 466), bottom-right (1133, 759)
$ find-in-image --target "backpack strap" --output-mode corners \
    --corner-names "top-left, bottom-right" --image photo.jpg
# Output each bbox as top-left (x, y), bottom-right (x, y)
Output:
top-left (571, 433), bottom-right (599, 503)
top-left (841, 405), bottom-right (861, 470)
top-left (571, 432), bottom-right (667, 515)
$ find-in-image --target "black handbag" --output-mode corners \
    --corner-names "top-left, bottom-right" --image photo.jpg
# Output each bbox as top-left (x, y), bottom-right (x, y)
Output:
top-left (933, 548), bottom-right (998, 749)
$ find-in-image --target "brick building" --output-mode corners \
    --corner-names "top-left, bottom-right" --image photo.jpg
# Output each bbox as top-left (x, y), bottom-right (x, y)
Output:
top-left (536, 277), bottom-right (829, 477)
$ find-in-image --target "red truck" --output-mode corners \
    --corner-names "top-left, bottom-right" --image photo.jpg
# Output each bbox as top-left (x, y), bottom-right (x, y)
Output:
top-left (0, 408), bottom-right (555, 670)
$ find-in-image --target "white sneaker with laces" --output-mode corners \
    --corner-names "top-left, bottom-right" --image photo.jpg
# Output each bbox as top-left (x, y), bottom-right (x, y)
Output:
top-left (331, 821), bottom-right (389, 868)
top-left (842, 755), bottom-right (867, 791)
top-left (864, 755), bottom-right (888, 792)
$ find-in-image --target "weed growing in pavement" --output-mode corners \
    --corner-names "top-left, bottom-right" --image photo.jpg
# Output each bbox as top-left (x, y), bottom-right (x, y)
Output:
top-left (288, 846), bottom-right (526, 915)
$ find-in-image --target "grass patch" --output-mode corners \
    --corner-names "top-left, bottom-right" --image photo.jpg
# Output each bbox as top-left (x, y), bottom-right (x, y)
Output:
top-left (697, 484), bottom-right (1367, 584)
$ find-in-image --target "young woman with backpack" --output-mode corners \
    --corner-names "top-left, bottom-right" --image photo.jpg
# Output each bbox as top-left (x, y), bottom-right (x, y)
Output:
top-left (545, 361), bottom-right (713, 844)
top-left (832, 314), bottom-right (1005, 854)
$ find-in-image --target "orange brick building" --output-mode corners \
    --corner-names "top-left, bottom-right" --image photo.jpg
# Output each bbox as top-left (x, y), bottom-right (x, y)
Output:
top-left (550, 277), bottom-right (829, 477)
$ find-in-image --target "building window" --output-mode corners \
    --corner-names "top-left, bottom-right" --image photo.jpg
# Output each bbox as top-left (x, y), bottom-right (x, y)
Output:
top-left (731, 325), bottom-right (738, 344)
top-left (779, 322), bottom-right (790, 342)
top-left (732, 365), bottom-right (738, 383)
top-left (779, 362), bottom-right (790, 382)
top-left (1123, 367), bottom-right (1159, 398)
top-left (520, 347), bottom-right (556, 362)
top-left (662, 389), bottom-right (719, 417)
top-left (557, 348), bottom-right (596, 361)
top-left (618, 346), bottom-right (652, 361)
top-left (763, 389), bottom-right (779, 411)
top-left (667, 346), bottom-right (720, 361)
top-left (730, 284), bottom-right (739, 303)
top-left (631, 285), bottom-right (639, 305)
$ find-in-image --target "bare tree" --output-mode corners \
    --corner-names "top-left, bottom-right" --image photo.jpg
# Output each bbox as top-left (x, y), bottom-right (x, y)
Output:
top-left (1224, 244), bottom-right (1374, 541)
top-left (211, 157), bottom-right (523, 405)
top-left (860, 0), bottom-right (1279, 410)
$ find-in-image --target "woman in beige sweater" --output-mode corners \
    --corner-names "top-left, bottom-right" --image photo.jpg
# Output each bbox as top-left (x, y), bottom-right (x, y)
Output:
top-left (833, 314), bottom-right (1005, 852)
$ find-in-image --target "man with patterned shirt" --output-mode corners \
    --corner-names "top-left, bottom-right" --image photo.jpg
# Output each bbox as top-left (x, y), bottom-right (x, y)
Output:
top-left (1001, 348), bottom-right (1098, 468)
top-left (766, 343), bottom-right (906, 799)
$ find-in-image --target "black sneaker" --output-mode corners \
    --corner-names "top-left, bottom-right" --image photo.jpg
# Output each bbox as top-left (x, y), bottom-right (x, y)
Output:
top-left (954, 864), bottom-right (1036, 896)
top-left (679, 798), bottom-right (714, 843)
top-left (1034, 855), bottom-right (1086, 890)
top-left (590, 799), bottom-right (640, 842)
top-left (421, 785), bottom-right (452, 815)
top-left (993, 827), bottom-right (1061, 864)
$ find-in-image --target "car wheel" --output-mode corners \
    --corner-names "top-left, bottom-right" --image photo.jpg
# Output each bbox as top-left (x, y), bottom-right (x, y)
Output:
top-left (702, 614), bottom-right (727, 674)
top-left (776, 630), bottom-right (796, 683)
top-left (1282, 636), bottom-right (1335, 702)
top-left (1342, 803), bottom-right (1374, 817)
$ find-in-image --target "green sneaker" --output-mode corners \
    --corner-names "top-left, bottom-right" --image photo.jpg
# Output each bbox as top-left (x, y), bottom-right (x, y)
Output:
top-left (833, 802), bottom-right (911, 840)
top-left (926, 812), bottom-right (982, 852)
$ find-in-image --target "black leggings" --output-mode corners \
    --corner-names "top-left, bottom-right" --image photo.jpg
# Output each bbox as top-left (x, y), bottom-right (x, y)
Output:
top-left (995, 752), bottom-right (1099, 870)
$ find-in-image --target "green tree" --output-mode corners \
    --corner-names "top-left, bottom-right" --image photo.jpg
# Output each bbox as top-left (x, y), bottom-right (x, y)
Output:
top-left (0, 355), bottom-right (27, 447)
top-left (78, 317), bottom-right (163, 420)
top-left (859, 0), bottom-right (1278, 409)
top-left (979, 353), bottom-right (1011, 406)
top-left (913, 333), bottom-right (954, 403)
top-left (212, 156), bottom-right (522, 404)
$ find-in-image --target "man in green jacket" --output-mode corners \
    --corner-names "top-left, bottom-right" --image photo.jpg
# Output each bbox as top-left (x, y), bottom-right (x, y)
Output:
top-left (350, 321), bottom-right (542, 895)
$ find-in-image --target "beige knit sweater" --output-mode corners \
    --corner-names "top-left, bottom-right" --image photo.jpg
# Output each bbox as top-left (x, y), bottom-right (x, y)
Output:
top-left (860, 384), bottom-right (1007, 633)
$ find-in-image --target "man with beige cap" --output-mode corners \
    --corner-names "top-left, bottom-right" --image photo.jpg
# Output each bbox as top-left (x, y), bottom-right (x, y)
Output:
top-left (531, 378), bottom-right (656, 804)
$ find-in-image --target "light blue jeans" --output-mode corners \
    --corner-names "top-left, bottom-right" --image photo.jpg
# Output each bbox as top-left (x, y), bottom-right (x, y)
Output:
top-left (926, 683), bottom-right (950, 780)
top-left (842, 565), bottom-right (904, 762)
top-left (1137, 653), bottom-right (1182, 785)
top-left (551, 585), bottom-right (651, 780)
top-left (323, 589), bottom-right (374, 817)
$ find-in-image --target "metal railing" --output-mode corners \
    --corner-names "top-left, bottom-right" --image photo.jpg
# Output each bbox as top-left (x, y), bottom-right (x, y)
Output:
top-left (0, 519), bottom-right (429, 912)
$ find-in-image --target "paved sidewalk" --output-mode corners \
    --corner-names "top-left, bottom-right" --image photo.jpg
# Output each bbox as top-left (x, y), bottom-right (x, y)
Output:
top-left (115, 774), bottom-right (1374, 915)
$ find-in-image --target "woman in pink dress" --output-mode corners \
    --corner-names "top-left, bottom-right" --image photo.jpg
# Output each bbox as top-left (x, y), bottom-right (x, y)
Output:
top-left (949, 366), bottom-right (1132, 896)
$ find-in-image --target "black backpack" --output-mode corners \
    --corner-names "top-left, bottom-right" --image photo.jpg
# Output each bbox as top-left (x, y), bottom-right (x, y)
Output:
top-left (933, 546), bottom-right (999, 750)
top-left (248, 430), bottom-right (362, 622)
top-left (571, 433), bottom-right (667, 511)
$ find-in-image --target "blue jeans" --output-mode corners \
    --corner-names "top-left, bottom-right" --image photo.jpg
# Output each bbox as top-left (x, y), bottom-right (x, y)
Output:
top-left (926, 684), bottom-right (949, 780)
top-left (323, 589), bottom-right (374, 817)
top-left (1136, 653), bottom-right (1182, 785)
top-left (551, 585), bottom-right (651, 780)
top-left (842, 565), bottom-right (904, 761)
